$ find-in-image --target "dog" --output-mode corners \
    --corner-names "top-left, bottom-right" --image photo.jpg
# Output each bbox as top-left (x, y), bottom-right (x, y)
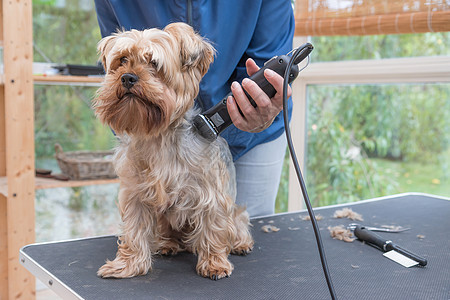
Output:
top-left (93, 22), bottom-right (254, 280)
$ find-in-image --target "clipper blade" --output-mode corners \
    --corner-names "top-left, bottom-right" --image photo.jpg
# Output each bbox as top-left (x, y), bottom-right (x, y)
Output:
top-left (193, 114), bottom-right (218, 141)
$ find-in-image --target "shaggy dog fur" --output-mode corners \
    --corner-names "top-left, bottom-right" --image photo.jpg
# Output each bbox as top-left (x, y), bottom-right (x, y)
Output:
top-left (93, 22), bottom-right (253, 280)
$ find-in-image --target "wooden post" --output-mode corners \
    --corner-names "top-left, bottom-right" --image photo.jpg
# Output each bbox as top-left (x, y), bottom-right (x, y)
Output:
top-left (288, 36), bottom-right (308, 212)
top-left (288, 0), bottom-right (308, 212)
top-left (1, 0), bottom-right (35, 299)
top-left (0, 0), bottom-right (6, 295)
top-left (0, 85), bottom-right (8, 300)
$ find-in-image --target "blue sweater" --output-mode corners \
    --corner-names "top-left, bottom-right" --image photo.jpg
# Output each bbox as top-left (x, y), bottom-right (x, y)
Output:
top-left (94, 0), bottom-right (295, 160)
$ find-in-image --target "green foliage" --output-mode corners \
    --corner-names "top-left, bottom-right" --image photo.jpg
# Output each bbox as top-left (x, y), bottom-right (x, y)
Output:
top-left (276, 33), bottom-right (450, 210)
top-left (34, 86), bottom-right (116, 157)
top-left (33, 1), bottom-right (113, 159)
top-left (306, 93), bottom-right (397, 206)
top-left (291, 32), bottom-right (450, 208)
top-left (332, 84), bottom-right (450, 162)
top-left (33, 0), bottom-right (101, 64)
top-left (312, 32), bottom-right (450, 62)
top-left (303, 82), bottom-right (450, 207)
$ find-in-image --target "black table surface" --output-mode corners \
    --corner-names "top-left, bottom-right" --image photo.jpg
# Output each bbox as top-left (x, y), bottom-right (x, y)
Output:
top-left (21, 193), bottom-right (449, 300)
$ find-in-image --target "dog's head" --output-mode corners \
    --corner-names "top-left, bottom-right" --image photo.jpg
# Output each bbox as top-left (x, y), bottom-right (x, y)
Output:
top-left (93, 22), bottom-right (215, 136)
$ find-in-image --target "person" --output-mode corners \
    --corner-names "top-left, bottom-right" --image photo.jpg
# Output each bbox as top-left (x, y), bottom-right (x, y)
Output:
top-left (94, 0), bottom-right (295, 217)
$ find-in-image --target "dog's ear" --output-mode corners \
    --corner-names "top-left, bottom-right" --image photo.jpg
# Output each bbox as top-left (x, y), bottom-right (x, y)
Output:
top-left (164, 22), bottom-right (215, 77)
top-left (97, 35), bottom-right (118, 72)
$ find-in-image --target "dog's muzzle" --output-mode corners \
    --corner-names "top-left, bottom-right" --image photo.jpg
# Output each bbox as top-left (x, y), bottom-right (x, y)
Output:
top-left (121, 73), bottom-right (139, 89)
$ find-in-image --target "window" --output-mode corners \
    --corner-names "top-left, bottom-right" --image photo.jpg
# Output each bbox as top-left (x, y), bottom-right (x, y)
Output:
top-left (281, 36), bottom-right (450, 211)
top-left (306, 83), bottom-right (450, 207)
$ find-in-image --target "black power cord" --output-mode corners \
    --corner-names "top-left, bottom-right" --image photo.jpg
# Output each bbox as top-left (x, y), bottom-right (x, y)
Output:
top-left (282, 47), bottom-right (337, 300)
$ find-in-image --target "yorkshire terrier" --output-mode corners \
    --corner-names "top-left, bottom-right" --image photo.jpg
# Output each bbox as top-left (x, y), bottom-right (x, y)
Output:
top-left (93, 22), bottom-right (254, 280)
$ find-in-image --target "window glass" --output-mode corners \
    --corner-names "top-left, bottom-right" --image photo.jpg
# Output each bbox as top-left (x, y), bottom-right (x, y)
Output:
top-left (305, 83), bottom-right (450, 207)
top-left (33, 1), bottom-right (117, 242)
top-left (311, 33), bottom-right (450, 62)
top-left (33, 0), bottom-right (100, 64)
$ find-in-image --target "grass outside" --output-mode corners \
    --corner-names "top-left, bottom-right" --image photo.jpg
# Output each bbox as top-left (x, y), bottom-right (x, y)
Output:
top-left (371, 158), bottom-right (450, 197)
top-left (275, 155), bottom-right (450, 213)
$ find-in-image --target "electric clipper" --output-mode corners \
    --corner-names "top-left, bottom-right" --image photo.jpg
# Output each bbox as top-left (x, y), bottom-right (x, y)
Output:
top-left (193, 43), bottom-right (314, 141)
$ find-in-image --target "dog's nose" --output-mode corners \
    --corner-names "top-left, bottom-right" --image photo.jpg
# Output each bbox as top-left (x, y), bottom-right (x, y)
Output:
top-left (121, 73), bottom-right (138, 89)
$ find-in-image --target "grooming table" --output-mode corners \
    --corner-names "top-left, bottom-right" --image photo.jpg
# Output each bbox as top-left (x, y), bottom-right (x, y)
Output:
top-left (20, 193), bottom-right (449, 299)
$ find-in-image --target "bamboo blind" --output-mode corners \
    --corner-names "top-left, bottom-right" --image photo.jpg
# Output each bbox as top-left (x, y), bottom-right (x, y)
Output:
top-left (294, 0), bottom-right (450, 36)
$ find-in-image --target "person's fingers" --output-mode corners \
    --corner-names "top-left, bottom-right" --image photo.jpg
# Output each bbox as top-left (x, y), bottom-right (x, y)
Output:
top-left (263, 69), bottom-right (292, 107)
top-left (226, 63), bottom-right (292, 133)
top-left (226, 95), bottom-right (247, 129)
top-left (241, 78), bottom-right (271, 109)
top-left (245, 58), bottom-right (259, 77)
top-left (230, 81), bottom-right (255, 118)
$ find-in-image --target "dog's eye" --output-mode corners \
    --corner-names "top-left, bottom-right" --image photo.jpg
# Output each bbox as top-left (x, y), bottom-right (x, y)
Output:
top-left (150, 60), bottom-right (158, 68)
top-left (120, 57), bottom-right (128, 65)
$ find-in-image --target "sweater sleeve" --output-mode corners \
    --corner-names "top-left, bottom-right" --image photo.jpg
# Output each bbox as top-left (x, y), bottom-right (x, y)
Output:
top-left (94, 0), bottom-right (121, 37)
top-left (233, 0), bottom-right (295, 83)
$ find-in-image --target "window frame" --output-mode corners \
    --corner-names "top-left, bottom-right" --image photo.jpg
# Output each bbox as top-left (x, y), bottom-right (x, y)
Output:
top-left (288, 36), bottom-right (450, 211)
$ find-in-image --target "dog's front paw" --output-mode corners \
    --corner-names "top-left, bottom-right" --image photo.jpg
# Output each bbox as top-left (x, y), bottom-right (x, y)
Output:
top-left (157, 240), bottom-right (186, 256)
top-left (97, 260), bottom-right (125, 278)
top-left (97, 258), bottom-right (151, 278)
top-left (232, 237), bottom-right (254, 256)
top-left (196, 254), bottom-right (234, 280)
top-left (231, 245), bottom-right (253, 256)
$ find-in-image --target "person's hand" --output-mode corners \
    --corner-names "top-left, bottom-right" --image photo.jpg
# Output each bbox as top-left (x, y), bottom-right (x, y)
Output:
top-left (226, 58), bottom-right (292, 133)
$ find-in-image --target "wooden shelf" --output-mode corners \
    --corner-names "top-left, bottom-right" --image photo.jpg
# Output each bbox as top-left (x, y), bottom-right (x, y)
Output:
top-left (33, 74), bottom-right (103, 86)
top-left (0, 176), bottom-right (119, 197)
top-left (0, 74), bottom-right (103, 86)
